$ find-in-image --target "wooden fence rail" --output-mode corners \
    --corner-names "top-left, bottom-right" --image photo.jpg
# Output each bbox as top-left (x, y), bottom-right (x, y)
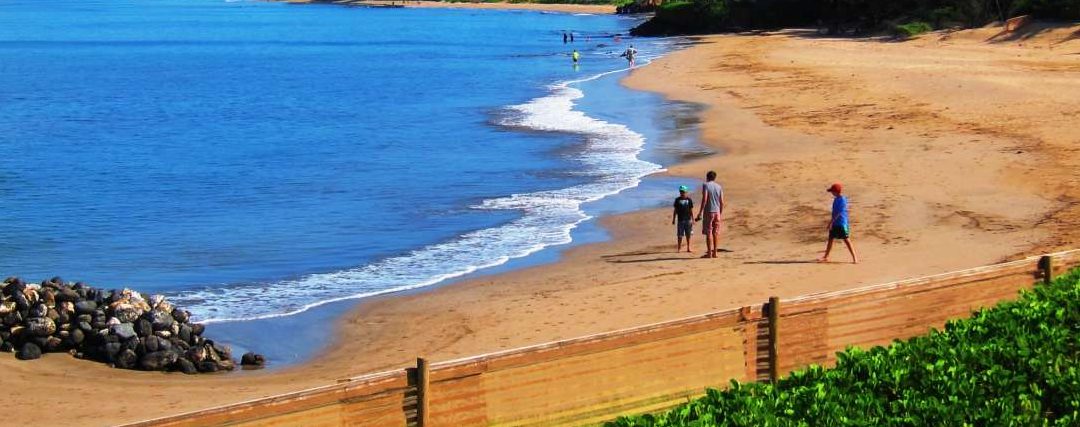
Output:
top-left (125, 249), bottom-right (1079, 427)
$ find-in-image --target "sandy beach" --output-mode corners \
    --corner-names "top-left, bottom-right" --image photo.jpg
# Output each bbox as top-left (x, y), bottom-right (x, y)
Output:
top-left (287, 0), bottom-right (617, 14)
top-left (3, 24), bottom-right (1078, 426)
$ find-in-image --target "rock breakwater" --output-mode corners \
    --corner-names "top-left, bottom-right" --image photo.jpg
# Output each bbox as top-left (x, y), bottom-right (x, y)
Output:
top-left (0, 276), bottom-right (265, 373)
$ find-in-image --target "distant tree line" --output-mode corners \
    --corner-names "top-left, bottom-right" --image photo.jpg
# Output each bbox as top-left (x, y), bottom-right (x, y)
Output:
top-left (631, 0), bottom-right (1080, 35)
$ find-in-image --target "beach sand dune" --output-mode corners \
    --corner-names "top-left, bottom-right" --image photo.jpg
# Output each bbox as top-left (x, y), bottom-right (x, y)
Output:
top-left (2, 24), bottom-right (1078, 426)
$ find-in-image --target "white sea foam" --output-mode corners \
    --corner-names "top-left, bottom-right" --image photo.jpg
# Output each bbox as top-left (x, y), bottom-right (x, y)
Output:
top-left (167, 45), bottom-right (671, 324)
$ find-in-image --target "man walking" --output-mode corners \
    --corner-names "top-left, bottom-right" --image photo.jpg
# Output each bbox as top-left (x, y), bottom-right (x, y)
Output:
top-left (819, 182), bottom-right (858, 264)
top-left (695, 171), bottom-right (724, 258)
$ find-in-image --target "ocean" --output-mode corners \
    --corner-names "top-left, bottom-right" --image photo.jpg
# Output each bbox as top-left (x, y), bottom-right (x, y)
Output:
top-left (0, 0), bottom-right (701, 363)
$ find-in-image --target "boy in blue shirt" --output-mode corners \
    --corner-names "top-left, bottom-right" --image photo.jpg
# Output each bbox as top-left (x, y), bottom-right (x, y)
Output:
top-left (819, 182), bottom-right (858, 264)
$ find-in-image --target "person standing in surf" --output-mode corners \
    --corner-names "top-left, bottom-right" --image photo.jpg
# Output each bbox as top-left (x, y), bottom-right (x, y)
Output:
top-left (621, 44), bottom-right (638, 67)
top-left (672, 185), bottom-right (695, 253)
top-left (572, 49), bottom-right (580, 64)
top-left (695, 171), bottom-right (724, 258)
top-left (563, 32), bottom-right (568, 44)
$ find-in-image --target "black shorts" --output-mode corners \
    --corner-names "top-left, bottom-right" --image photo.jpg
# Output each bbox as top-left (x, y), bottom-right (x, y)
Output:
top-left (677, 220), bottom-right (693, 237)
top-left (829, 224), bottom-right (850, 240)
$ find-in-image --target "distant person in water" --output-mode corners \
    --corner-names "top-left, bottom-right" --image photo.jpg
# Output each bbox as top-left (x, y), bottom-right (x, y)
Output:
top-left (819, 182), bottom-right (858, 264)
top-left (563, 32), bottom-right (568, 44)
top-left (572, 49), bottom-right (580, 64)
top-left (695, 171), bottom-right (724, 258)
top-left (569, 32), bottom-right (575, 43)
top-left (672, 185), bottom-right (695, 253)
top-left (621, 45), bottom-right (637, 67)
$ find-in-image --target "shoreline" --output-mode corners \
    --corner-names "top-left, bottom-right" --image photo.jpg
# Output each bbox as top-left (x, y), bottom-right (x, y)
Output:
top-left (286, 0), bottom-right (618, 14)
top-left (3, 24), bottom-right (1078, 426)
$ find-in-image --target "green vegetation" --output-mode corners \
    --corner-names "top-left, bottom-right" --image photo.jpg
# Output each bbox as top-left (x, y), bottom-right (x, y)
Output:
top-left (630, 0), bottom-right (1080, 35)
top-left (893, 20), bottom-right (934, 38)
top-left (609, 267), bottom-right (1080, 426)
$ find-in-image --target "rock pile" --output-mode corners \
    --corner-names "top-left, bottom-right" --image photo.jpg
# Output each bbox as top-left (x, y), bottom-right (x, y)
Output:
top-left (0, 276), bottom-right (265, 373)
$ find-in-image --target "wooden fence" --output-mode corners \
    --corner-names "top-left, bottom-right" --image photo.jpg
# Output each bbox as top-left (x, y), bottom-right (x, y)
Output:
top-left (126, 250), bottom-right (1080, 427)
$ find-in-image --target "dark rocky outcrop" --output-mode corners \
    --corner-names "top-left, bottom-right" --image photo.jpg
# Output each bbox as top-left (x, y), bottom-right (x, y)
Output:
top-left (0, 277), bottom-right (265, 373)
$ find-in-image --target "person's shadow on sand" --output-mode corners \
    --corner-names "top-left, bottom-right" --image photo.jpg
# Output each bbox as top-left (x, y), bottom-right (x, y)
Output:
top-left (743, 260), bottom-right (816, 265)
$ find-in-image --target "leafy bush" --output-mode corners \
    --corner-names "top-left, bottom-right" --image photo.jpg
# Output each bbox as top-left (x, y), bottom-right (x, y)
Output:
top-left (631, 0), bottom-right (1080, 35)
top-left (631, 0), bottom-right (731, 35)
top-left (894, 21), bottom-right (934, 37)
top-left (609, 267), bottom-right (1080, 426)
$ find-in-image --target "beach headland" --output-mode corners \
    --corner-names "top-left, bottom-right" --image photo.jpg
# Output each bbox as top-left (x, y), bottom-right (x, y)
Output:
top-left (2, 24), bottom-right (1078, 426)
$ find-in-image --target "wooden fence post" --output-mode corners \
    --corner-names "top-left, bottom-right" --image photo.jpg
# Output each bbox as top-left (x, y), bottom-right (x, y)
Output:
top-left (417, 357), bottom-right (430, 427)
top-left (767, 296), bottom-right (780, 383)
top-left (1039, 255), bottom-right (1054, 285)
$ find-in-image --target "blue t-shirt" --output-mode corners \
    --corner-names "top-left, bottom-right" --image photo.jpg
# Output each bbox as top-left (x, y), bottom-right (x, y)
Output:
top-left (832, 196), bottom-right (849, 228)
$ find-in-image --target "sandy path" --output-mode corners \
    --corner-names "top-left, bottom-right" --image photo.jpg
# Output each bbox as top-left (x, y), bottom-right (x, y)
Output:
top-left (2, 25), bottom-right (1077, 426)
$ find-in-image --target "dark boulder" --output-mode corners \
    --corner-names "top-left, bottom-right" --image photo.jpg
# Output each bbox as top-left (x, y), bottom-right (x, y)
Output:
top-left (12, 292), bottom-right (29, 311)
top-left (104, 342), bottom-right (122, 362)
top-left (56, 288), bottom-right (80, 303)
top-left (176, 357), bottom-right (198, 375)
top-left (170, 308), bottom-right (190, 324)
top-left (78, 321), bottom-right (93, 333)
top-left (135, 319), bottom-right (152, 338)
top-left (114, 349), bottom-right (138, 369)
top-left (144, 335), bottom-right (162, 353)
top-left (0, 341), bottom-right (12, 352)
top-left (178, 324), bottom-right (192, 344)
top-left (191, 323), bottom-right (205, 337)
top-left (16, 342), bottom-right (42, 360)
top-left (56, 310), bottom-right (70, 326)
top-left (147, 310), bottom-right (174, 331)
top-left (139, 351), bottom-right (178, 371)
top-left (240, 352), bottom-right (266, 368)
top-left (197, 360), bottom-right (219, 373)
top-left (69, 329), bottom-right (85, 345)
top-left (74, 300), bottom-right (97, 315)
top-left (29, 303), bottom-right (48, 319)
top-left (109, 323), bottom-right (137, 341)
top-left (44, 336), bottom-right (62, 352)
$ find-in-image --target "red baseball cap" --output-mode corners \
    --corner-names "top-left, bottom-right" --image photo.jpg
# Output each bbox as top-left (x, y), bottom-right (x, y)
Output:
top-left (826, 182), bottom-right (843, 193)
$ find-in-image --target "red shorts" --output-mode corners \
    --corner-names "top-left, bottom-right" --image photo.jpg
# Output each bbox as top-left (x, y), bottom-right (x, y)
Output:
top-left (702, 212), bottom-right (721, 234)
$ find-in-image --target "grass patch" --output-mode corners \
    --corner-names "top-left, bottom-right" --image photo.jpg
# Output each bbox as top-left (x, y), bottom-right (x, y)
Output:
top-left (609, 267), bottom-right (1080, 426)
top-left (893, 21), bottom-right (934, 38)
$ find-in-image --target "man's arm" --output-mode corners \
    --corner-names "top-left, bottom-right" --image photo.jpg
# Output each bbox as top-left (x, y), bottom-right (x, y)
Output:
top-left (696, 187), bottom-right (709, 221)
top-left (672, 202), bottom-right (678, 224)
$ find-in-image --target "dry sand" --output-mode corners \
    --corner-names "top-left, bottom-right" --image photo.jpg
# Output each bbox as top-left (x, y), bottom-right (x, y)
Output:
top-left (2, 24), bottom-right (1078, 426)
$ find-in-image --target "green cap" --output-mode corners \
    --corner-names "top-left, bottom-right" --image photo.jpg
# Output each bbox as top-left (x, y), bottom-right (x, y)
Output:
top-left (679, 185), bottom-right (689, 192)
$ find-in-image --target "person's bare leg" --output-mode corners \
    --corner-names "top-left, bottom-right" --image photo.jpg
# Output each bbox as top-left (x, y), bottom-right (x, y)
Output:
top-left (818, 239), bottom-right (834, 262)
top-left (843, 238), bottom-right (858, 264)
top-left (686, 235), bottom-right (693, 253)
top-left (710, 229), bottom-right (719, 258)
top-left (702, 234), bottom-right (713, 258)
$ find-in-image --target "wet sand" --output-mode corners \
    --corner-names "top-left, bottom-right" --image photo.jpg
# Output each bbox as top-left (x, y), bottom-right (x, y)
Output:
top-left (2, 24), bottom-right (1078, 426)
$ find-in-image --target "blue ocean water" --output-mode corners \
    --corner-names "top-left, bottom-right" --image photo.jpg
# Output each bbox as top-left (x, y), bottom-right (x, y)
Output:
top-left (0, 0), bottom-right (686, 335)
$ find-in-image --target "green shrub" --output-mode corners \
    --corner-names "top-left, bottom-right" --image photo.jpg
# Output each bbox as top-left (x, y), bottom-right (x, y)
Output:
top-left (609, 267), bottom-right (1080, 426)
top-left (894, 20), bottom-right (934, 37)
